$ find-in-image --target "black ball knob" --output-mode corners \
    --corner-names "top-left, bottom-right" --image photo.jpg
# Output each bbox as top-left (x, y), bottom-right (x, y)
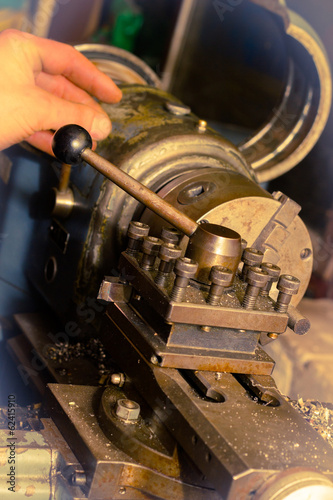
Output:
top-left (52, 124), bottom-right (92, 164)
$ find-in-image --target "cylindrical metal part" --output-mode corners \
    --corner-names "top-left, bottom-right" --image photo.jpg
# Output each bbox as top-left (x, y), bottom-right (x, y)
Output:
top-left (155, 242), bottom-right (182, 286)
top-left (275, 274), bottom-right (300, 313)
top-left (207, 266), bottom-right (233, 306)
top-left (242, 267), bottom-right (269, 310)
top-left (170, 257), bottom-right (198, 302)
top-left (242, 248), bottom-right (264, 280)
top-left (185, 223), bottom-right (242, 284)
top-left (51, 187), bottom-right (74, 219)
top-left (260, 262), bottom-right (281, 296)
top-left (126, 221), bottom-right (150, 255)
top-left (287, 305), bottom-right (311, 335)
top-left (140, 236), bottom-right (162, 271)
top-left (160, 227), bottom-right (182, 245)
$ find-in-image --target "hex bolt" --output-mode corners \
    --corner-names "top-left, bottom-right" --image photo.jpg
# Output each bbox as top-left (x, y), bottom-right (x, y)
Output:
top-left (140, 236), bottom-right (162, 271)
top-left (241, 248), bottom-right (264, 279)
top-left (126, 221), bottom-right (150, 255)
top-left (242, 266), bottom-right (270, 310)
top-left (275, 274), bottom-right (300, 313)
top-left (170, 257), bottom-right (198, 302)
top-left (160, 226), bottom-right (182, 245)
top-left (207, 266), bottom-right (233, 305)
top-left (116, 399), bottom-right (140, 423)
top-left (155, 242), bottom-right (182, 286)
top-left (260, 263), bottom-right (281, 296)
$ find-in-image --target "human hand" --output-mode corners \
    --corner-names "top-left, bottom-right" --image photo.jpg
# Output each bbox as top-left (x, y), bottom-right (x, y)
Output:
top-left (0, 29), bottom-right (122, 155)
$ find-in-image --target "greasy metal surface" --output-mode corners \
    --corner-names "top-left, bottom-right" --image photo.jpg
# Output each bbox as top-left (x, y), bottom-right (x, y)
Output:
top-left (105, 302), bottom-right (275, 375)
top-left (46, 384), bottom-right (222, 499)
top-left (96, 323), bottom-right (333, 499)
top-left (118, 252), bottom-right (289, 333)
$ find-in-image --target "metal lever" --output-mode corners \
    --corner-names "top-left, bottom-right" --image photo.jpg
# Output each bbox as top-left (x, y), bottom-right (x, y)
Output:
top-left (52, 125), bottom-right (242, 282)
top-left (52, 124), bottom-right (198, 237)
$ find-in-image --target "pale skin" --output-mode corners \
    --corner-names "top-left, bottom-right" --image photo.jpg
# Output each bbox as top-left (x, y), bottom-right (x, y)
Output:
top-left (0, 29), bottom-right (122, 155)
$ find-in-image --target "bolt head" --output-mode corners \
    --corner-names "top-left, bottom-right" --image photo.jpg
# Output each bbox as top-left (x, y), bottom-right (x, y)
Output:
top-left (116, 399), bottom-right (140, 422)
top-left (246, 266), bottom-right (270, 287)
top-left (277, 274), bottom-right (300, 294)
top-left (165, 101), bottom-right (191, 116)
top-left (174, 257), bottom-right (198, 278)
top-left (161, 226), bottom-right (181, 244)
top-left (127, 221), bottom-right (150, 240)
top-left (242, 248), bottom-right (264, 266)
top-left (209, 266), bottom-right (233, 287)
top-left (261, 262), bottom-right (281, 281)
top-left (142, 236), bottom-right (162, 255)
top-left (159, 242), bottom-right (182, 261)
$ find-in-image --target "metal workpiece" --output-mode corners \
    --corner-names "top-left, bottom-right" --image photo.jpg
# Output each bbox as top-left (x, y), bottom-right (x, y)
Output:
top-left (140, 236), bottom-right (162, 271)
top-left (185, 223), bottom-right (242, 284)
top-left (50, 187), bottom-right (74, 219)
top-left (241, 247), bottom-right (264, 279)
top-left (155, 243), bottom-right (182, 286)
top-left (126, 220), bottom-right (150, 255)
top-left (170, 257), bottom-right (198, 302)
top-left (275, 274), bottom-right (301, 313)
top-left (242, 267), bottom-right (270, 310)
top-left (260, 262), bottom-right (281, 296)
top-left (207, 266), bottom-right (234, 306)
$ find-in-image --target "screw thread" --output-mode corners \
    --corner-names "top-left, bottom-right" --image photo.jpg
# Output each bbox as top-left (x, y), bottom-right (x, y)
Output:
top-left (207, 293), bottom-right (221, 306)
top-left (242, 294), bottom-right (257, 309)
top-left (275, 301), bottom-right (289, 313)
top-left (170, 286), bottom-right (186, 302)
top-left (155, 271), bottom-right (168, 286)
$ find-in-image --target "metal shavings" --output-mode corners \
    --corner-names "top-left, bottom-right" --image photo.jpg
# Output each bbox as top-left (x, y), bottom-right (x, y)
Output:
top-left (45, 337), bottom-right (109, 375)
top-left (290, 398), bottom-right (333, 448)
top-left (0, 403), bottom-right (42, 430)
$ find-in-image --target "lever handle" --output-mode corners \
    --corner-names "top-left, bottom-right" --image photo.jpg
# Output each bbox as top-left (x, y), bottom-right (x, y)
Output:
top-left (52, 125), bottom-right (198, 237)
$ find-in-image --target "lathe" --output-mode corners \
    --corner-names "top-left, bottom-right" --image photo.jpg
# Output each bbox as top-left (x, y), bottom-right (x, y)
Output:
top-left (1, 1), bottom-right (333, 498)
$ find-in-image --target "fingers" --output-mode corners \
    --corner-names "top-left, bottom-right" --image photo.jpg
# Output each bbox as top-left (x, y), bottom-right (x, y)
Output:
top-left (36, 72), bottom-right (103, 113)
top-left (27, 32), bottom-right (122, 103)
top-left (26, 130), bottom-right (97, 156)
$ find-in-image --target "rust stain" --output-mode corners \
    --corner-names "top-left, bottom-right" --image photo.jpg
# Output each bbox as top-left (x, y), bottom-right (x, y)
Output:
top-left (25, 485), bottom-right (36, 497)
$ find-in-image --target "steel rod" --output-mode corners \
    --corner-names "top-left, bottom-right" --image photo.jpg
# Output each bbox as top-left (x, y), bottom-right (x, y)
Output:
top-left (81, 148), bottom-right (198, 237)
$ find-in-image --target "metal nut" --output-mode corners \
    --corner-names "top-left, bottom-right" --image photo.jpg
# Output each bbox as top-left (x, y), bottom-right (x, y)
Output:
top-left (116, 399), bottom-right (140, 422)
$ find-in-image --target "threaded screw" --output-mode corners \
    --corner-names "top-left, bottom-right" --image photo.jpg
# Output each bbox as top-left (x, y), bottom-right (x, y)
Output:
top-left (126, 221), bottom-right (150, 255)
top-left (140, 236), bottom-right (162, 271)
top-left (241, 248), bottom-right (264, 279)
top-left (242, 266), bottom-right (269, 309)
top-left (260, 263), bottom-right (281, 296)
top-left (207, 266), bottom-right (233, 305)
top-left (275, 274), bottom-right (300, 313)
top-left (155, 242), bottom-right (182, 287)
top-left (170, 257), bottom-right (198, 302)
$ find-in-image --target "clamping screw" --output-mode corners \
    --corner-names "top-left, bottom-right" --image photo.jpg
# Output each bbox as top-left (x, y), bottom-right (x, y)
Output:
top-left (155, 243), bottom-right (182, 287)
top-left (140, 236), bottom-right (162, 271)
top-left (170, 257), bottom-right (198, 302)
top-left (160, 226), bottom-right (182, 245)
top-left (126, 221), bottom-right (150, 255)
top-left (260, 263), bottom-right (281, 296)
top-left (207, 266), bottom-right (233, 305)
top-left (242, 266), bottom-right (269, 309)
top-left (241, 248), bottom-right (264, 279)
top-left (275, 274), bottom-right (300, 313)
